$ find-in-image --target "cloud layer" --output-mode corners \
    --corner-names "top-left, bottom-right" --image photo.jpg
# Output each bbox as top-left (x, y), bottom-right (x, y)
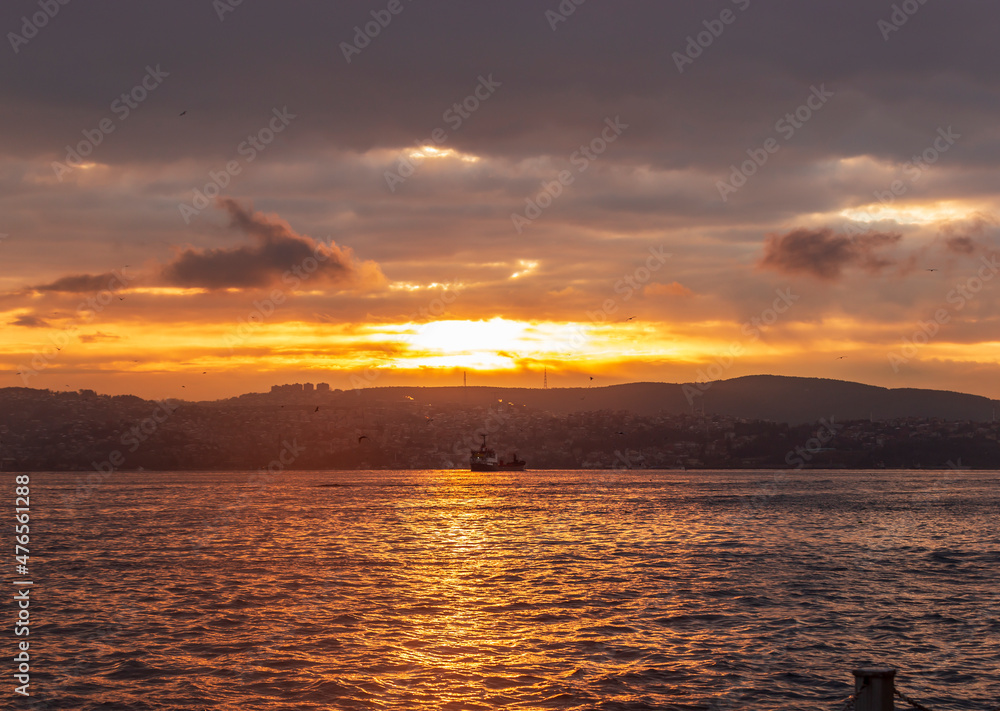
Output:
top-left (31, 272), bottom-right (125, 293)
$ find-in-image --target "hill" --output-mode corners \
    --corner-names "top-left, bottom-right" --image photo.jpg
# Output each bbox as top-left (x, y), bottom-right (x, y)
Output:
top-left (305, 375), bottom-right (997, 425)
top-left (2, 376), bottom-right (998, 470)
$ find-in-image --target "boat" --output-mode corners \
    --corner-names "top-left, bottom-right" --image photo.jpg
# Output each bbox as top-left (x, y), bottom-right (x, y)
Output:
top-left (470, 434), bottom-right (526, 472)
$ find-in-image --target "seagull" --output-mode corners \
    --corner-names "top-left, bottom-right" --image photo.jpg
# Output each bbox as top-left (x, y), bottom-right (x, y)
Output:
top-left (314, 406), bottom-right (320, 412)
top-left (358, 435), bottom-right (369, 443)
top-left (926, 268), bottom-right (938, 272)
top-left (179, 111), bottom-right (187, 116)
top-left (626, 316), bottom-right (635, 321)
top-left (118, 296), bottom-right (125, 301)
top-left (836, 356), bottom-right (846, 360)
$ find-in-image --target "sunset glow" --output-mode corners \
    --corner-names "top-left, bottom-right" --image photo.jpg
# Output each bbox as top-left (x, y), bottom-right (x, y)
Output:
top-left (2, 2), bottom-right (999, 405)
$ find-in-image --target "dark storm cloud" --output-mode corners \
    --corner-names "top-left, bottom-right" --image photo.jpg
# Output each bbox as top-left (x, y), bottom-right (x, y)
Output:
top-left (9, 313), bottom-right (49, 328)
top-left (31, 272), bottom-right (123, 293)
top-left (160, 199), bottom-right (384, 290)
top-left (759, 228), bottom-right (902, 280)
top-left (2, 0), bottom-right (998, 172)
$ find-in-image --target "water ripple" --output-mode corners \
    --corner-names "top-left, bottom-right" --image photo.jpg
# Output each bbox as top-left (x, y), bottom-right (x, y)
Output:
top-left (21, 469), bottom-right (1000, 710)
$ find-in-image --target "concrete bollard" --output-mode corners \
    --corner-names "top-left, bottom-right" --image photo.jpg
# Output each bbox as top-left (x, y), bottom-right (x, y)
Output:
top-left (853, 667), bottom-right (895, 711)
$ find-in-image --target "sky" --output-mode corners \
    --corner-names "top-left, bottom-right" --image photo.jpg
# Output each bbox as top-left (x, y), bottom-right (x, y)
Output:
top-left (2, 0), bottom-right (999, 401)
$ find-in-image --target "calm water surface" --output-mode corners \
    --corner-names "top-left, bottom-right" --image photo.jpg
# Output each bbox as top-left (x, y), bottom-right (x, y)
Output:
top-left (21, 469), bottom-right (1000, 710)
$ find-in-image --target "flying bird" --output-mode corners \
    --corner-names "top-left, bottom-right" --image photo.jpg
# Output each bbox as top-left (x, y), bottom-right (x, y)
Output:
top-left (926, 268), bottom-right (938, 272)
top-left (358, 435), bottom-right (369, 443)
top-left (836, 356), bottom-right (846, 360)
top-left (179, 111), bottom-right (187, 116)
top-left (314, 406), bottom-right (320, 412)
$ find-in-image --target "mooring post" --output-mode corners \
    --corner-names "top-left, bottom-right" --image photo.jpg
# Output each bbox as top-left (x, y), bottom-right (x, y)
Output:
top-left (853, 667), bottom-right (895, 711)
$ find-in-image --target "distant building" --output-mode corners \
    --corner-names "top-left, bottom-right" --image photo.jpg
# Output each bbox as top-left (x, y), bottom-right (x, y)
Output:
top-left (317, 382), bottom-right (330, 393)
top-left (303, 383), bottom-right (315, 392)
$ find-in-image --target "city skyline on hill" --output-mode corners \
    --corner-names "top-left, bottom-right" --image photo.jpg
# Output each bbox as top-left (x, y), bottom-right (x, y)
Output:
top-left (3, 375), bottom-right (999, 472)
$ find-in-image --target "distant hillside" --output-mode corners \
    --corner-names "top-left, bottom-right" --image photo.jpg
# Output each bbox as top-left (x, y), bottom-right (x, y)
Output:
top-left (294, 375), bottom-right (997, 425)
top-left (2, 377), bottom-right (998, 470)
top-left (693, 375), bottom-right (997, 424)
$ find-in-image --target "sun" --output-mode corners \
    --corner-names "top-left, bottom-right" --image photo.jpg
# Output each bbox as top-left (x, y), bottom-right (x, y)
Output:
top-left (397, 318), bottom-right (589, 370)
top-left (406, 319), bottom-right (533, 369)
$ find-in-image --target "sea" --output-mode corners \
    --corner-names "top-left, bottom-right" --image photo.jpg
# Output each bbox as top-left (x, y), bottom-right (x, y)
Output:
top-left (18, 469), bottom-right (1000, 710)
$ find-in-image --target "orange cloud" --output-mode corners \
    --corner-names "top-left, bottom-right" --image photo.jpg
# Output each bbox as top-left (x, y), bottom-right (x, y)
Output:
top-left (645, 281), bottom-right (694, 297)
top-left (9, 313), bottom-right (51, 328)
